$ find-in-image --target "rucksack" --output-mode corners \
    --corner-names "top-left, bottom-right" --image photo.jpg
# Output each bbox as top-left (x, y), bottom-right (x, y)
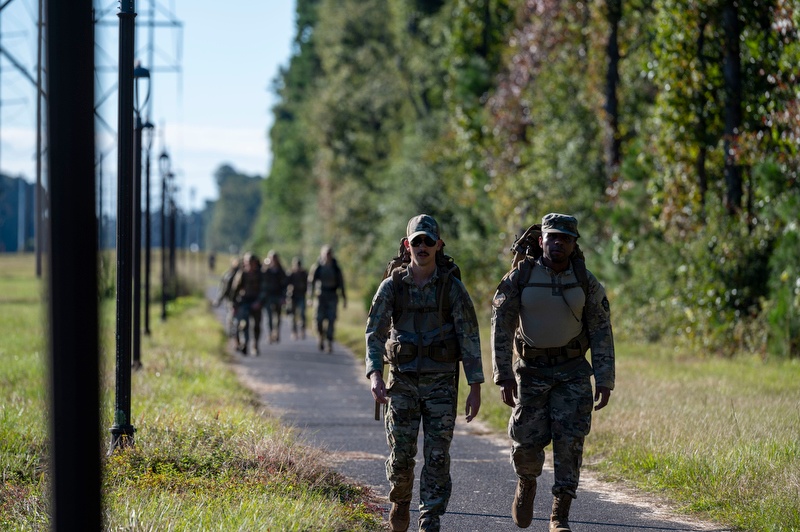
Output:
top-left (509, 223), bottom-right (590, 324)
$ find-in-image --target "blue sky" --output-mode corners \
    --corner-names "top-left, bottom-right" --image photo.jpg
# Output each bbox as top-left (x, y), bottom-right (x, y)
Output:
top-left (1, 0), bottom-right (296, 207)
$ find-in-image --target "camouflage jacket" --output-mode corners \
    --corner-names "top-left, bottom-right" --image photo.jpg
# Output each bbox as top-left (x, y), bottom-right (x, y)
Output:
top-left (491, 257), bottom-right (615, 389)
top-left (366, 267), bottom-right (484, 385)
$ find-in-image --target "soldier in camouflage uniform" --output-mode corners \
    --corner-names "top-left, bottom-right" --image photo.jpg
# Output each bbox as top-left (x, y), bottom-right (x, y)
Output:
top-left (263, 250), bottom-right (288, 343)
top-left (366, 214), bottom-right (484, 532)
top-left (287, 256), bottom-right (309, 340)
top-left (230, 252), bottom-right (266, 356)
top-left (213, 256), bottom-right (242, 340)
top-left (309, 245), bottom-right (346, 352)
top-left (491, 213), bottom-right (615, 531)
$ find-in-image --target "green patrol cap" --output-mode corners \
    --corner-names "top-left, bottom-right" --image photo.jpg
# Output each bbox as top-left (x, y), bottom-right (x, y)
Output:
top-left (541, 213), bottom-right (580, 238)
top-left (406, 214), bottom-right (440, 241)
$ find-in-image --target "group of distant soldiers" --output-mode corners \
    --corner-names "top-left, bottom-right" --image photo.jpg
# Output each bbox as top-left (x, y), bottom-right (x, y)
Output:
top-left (213, 245), bottom-right (346, 355)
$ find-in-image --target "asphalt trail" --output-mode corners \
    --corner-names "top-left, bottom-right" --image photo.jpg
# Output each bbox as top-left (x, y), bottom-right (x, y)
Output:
top-left (209, 294), bottom-right (730, 532)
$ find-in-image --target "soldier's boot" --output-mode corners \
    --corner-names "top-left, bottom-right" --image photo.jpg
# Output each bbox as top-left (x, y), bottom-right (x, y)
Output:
top-left (418, 514), bottom-right (440, 532)
top-left (318, 337), bottom-right (324, 351)
top-left (512, 477), bottom-right (536, 528)
top-left (388, 501), bottom-right (410, 531)
top-left (549, 494), bottom-right (573, 532)
top-left (326, 338), bottom-right (333, 353)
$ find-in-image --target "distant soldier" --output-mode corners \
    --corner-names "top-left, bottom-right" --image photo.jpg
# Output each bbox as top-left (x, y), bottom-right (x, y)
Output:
top-left (230, 252), bottom-right (265, 355)
top-left (491, 213), bottom-right (615, 531)
top-left (213, 256), bottom-right (242, 339)
top-left (309, 245), bottom-right (346, 352)
top-left (263, 250), bottom-right (288, 343)
top-left (207, 251), bottom-right (216, 273)
top-left (287, 256), bottom-right (309, 340)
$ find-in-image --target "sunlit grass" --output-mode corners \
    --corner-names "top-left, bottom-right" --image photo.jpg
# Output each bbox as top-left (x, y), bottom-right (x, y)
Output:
top-left (0, 254), bottom-right (383, 531)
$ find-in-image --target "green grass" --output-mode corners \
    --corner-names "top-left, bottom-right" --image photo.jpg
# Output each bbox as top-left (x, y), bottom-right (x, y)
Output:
top-left (336, 287), bottom-right (800, 532)
top-left (0, 254), bottom-right (383, 531)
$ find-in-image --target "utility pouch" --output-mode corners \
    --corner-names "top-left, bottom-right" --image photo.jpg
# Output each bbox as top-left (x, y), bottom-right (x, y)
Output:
top-left (385, 340), bottom-right (417, 365)
top-left (429, 338), bottom-right (460, 363)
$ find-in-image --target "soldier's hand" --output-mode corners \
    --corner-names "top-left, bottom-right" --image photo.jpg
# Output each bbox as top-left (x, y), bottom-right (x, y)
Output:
top-left (370, 371), bottom-right (387, 404)
top-left (500, 379), bottom-right (517, 407)
top-left (594, 386), bottom-right (611, 411)
top-left (465, 383), bottom-right (481, 423)
top-left (342, 298), bottom-right (347, 309)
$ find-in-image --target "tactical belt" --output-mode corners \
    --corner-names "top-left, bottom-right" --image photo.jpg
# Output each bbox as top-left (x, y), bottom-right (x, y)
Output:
top-left (516, 337), bottom-right (585, 366)
top-left (385, 340), bottom-right (460, 365)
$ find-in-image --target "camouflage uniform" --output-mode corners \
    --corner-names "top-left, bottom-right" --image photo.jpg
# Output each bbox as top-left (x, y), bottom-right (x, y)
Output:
top-left (231, 256), bottom-right (266, 354)
top-left (310, 247), bottom-right (346, 349)
top-left (366, 267), bottom-right (484, 530)
top-left (214, 258), bottom-right (241, 339)
top-left (263, 253), bottom-right (288, 343)
top-left (492, 249), bottom-right (615, 499)
top-left (287, 259), bottom-right (309, 338)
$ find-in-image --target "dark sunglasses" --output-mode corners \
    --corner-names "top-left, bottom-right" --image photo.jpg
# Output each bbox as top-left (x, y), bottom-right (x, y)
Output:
top-left (410, 235), bottom-right (437, 247)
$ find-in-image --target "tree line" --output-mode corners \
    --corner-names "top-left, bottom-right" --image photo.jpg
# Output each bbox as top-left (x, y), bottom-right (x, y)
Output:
top-left (234, 0), bottom-right (798, 357)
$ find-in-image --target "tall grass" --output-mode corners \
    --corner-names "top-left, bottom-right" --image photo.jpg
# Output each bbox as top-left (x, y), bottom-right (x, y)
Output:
top-left (0, 254), bottom-right (383, 531)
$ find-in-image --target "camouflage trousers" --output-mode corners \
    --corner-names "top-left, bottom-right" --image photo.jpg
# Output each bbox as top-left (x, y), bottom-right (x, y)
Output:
top-left (509, 371), bottom-right (593, 498)
top-left (264, 295), bottom-right (283, 335)
top-left (384, 370), bottom-right (457, 528)
top-left (315, 293), bottom-right (338, 340)
top-left (289, 296), bottom-right (306, 333)
top-left (235, 301), bottom-right (262, 349)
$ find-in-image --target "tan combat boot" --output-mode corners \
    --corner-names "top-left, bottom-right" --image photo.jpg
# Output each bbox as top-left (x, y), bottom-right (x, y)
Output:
top-left (389, 501), bottom-right (410, 531)
top-left (549, 494), bottom-right (573, 532)
top-left (512, 478), bottom-right (536, 528)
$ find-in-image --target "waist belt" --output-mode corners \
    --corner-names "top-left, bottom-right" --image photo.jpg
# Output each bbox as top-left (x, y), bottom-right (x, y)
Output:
top-left (385, 340), bottom-right (460, 365)
top-left (516, 338), bottom-right (585, 366)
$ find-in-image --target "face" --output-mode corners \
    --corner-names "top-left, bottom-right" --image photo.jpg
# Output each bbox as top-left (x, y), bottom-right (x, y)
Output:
top-left (405, 234), bottom-right (442, 267)
top-left (540, 232), bottom-right (576, 269)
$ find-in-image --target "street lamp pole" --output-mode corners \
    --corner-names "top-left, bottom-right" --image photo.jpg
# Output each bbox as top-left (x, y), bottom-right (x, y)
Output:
top-left (132, 62), bottom-right (151, 370)
top-left (110, 0), bottom-right (137, 451)
top-left (159, 151), bottom-right (170, 321)
top-left (143, 121), bottom-right (154, 335)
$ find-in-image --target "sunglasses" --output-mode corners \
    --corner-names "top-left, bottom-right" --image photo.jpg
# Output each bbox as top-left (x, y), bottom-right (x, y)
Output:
top-left (410, 235), bottom-right (437, 247)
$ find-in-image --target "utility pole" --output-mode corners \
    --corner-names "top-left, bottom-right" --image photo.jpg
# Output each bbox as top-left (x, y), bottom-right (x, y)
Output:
top-left (46, 0), bottom-right (102, 527)
top-left (110, 0), bottom-right (137, 452)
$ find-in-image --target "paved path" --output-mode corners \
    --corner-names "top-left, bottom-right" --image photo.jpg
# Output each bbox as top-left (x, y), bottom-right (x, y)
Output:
top-left (210, 295), bottom-right (730, 532)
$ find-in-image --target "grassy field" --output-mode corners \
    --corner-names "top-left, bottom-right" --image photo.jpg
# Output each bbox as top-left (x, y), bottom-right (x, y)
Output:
top-left (0, 254), bottom-right (383, 531)
top-left (335, 283), bottom-right (800, 532)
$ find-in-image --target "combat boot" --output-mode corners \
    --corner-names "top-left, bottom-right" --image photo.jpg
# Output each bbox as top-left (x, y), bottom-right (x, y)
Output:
top-left (549, 494), bottom-right (573, 532)
top-left (388, 501), bottom-right (410, 531)
top-left (512, 477), bottom-right (536, 528)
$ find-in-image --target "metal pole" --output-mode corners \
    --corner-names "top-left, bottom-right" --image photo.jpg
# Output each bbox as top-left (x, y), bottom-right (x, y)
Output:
top-left (143, 124), bottom-right (153, 334)
top-left (160, 153), bottom-right (168, 321)
top-left (45, 0), bottom-right (102, 528)
top-left (35, 0), bottom-right (43, 278)
top-left (110, 0), bottom-right (137, 451)
top-left (132, 114), bottom-right (143, 370)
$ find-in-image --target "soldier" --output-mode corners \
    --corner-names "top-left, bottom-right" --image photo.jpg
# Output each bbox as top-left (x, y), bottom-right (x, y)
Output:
top-left (309, 245), bottom-right (346, 352)
top-left (287, 256), bottom-right (309, 340)
top-left (263, 250), bottom-right (288, 343)
top-left (491, 213), bottom-right (615, 531)
top-left (230, 252), bottom-right (266, 355)
top-left (213, 256), bottom-right (242, 340)
top-left (366, 214), bottom-right (483, 532)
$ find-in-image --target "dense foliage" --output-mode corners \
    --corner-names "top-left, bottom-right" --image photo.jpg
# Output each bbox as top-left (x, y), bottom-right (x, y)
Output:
top-left (206, 165), bottom-right (263, 255)
top-left (251, 0), bottom-right (799, 357)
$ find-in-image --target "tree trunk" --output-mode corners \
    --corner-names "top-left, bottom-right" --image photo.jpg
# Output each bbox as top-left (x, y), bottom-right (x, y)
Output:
top-left (604, 0), bottom-right (622, 189)
top-left (722, 0), bottom-right (743, 214)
